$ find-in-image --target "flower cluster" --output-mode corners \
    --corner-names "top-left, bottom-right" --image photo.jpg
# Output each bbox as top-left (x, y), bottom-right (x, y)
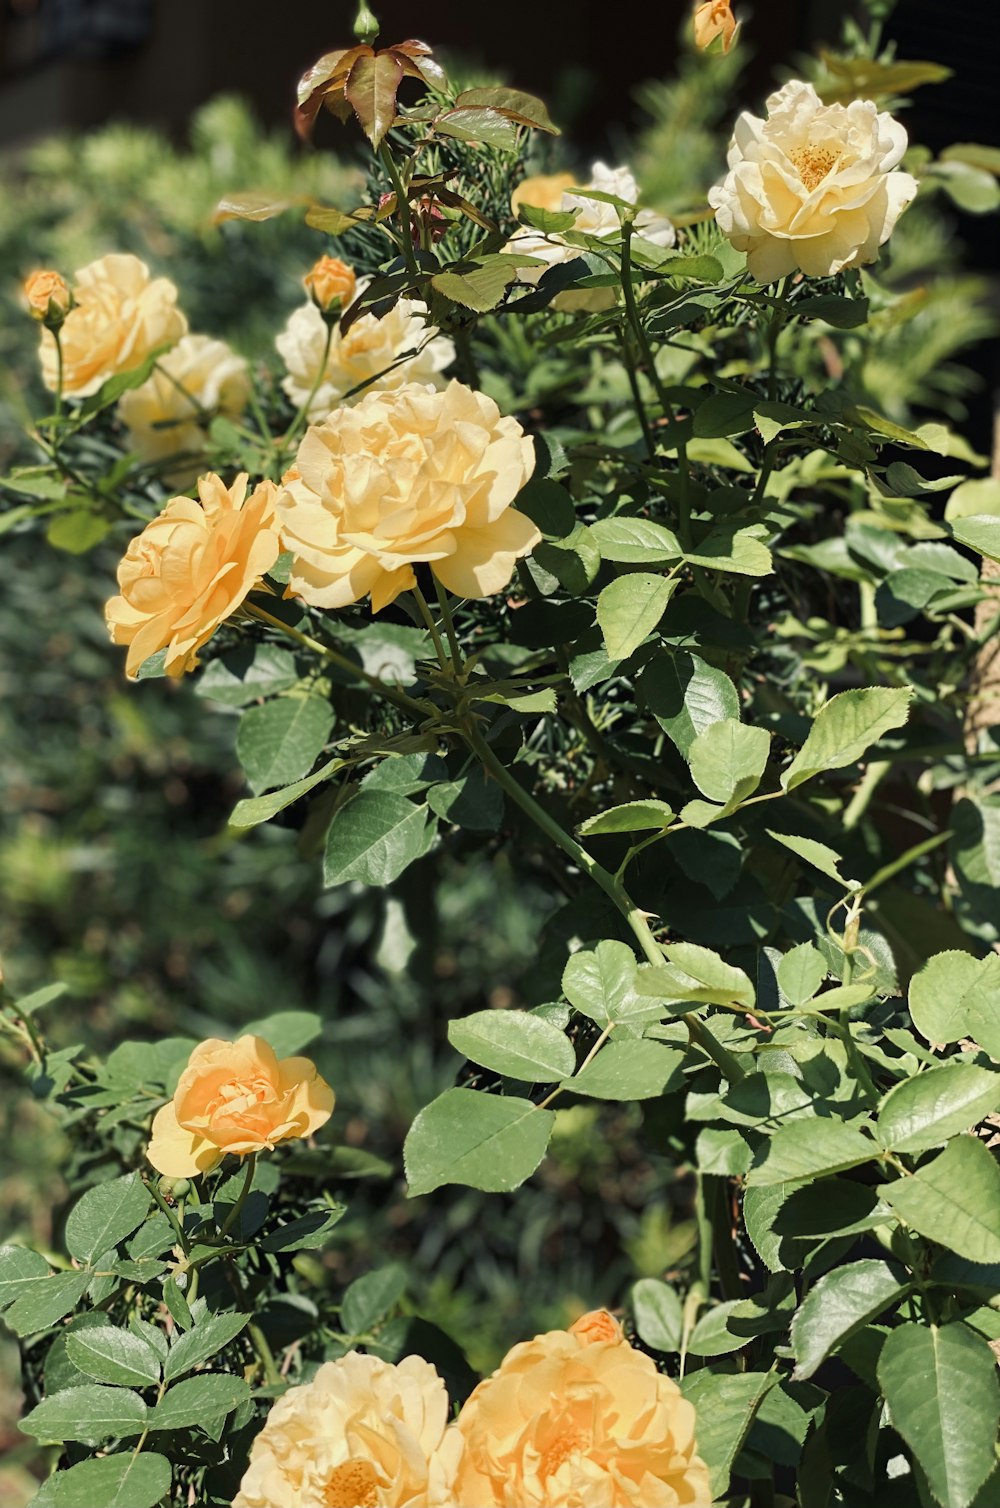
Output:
top-left (233, 1310), bottom-right (711, 1507)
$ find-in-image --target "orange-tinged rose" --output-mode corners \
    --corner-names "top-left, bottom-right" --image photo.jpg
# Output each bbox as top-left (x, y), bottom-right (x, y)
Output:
top-left (511, 172), bottom-right (577, 215)
top-left (104, 471), bottom-right (282, 679)
top-left (693, 0), bottom-right (737, 52)
top-left (39, 252), bottom-right (186, 397)
top-left (304, 255), bottom-right (357, 312)
top-left (23, 269), bottom-right (71, 322)
top-left (147, 1035), bottom-right (334, 1178)
top-left (454, 1314), bottom-right (712, 1507)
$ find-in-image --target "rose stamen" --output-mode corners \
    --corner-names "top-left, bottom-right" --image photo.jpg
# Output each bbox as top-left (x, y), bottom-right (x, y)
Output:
top-left (788, 142), bottom-right (840, 191)
top-left (323, 1458), bottom-right (379, 1507)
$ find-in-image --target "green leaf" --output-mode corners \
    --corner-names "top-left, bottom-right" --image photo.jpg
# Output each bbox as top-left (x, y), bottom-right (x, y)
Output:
top-left (242, 1010), bottom-right (323, 1056)
top-left (515, 478), bottom-right (576, 537)
top-left (791, 1260), bottom-right (909, 1380)
top-left (782, 687), bottom-right (912, 791)
top-left (878, 1322), bottom-right (1000, 1508)
top-left (534, 526), bottom-right (602, 595)
top-left (341, 1263), bottom-right (407, 1335)
top-left (679, 1370), bottom-right (776, 1500)
top-left (65, 1174), bottom-right (150, 1266)
top-left (909, 952), bottom-right (1000, 1056)
top-left (65, 1325), bottom-right (162, 1387)
top-left (596, 573), bottom-right (676, 659)
top-left (882, 1135), bottom-right (1000, 1263)
top-left (577, 799), bottom-right (675, 836)
top-left (696, 1126), bottom-right (753, 1175)
top-left (260, 1206), bottom-right (346, 1252)
top-left (3, 1269), bottom-right (92, 1337)
top-left (237, 696), bottom-right (334, 795)
top-left (451, 85), bottom-right (560, 133)
top-left (427, 771), bottom-right (504, 832)
top-left (344, 50), bottom-right (404, 148)
top-left (324, 791), bottom-right (436, 887)
top-left (636, 942), bottom-right (755, 1008)
top-left (196, 645), bottom-right (299, 707)
top-left (432, 258), bottom-right (520, 310)
top-left (13, 982), bottom-right (69, 1016)
top-left (795, 294), bottom-right (870, 328)
top-left (46, 509), bottom-right (112, 553)
top-left (148, 1373), bottom-right (249, 1431)
top-left (562, 940), bottom-right (663, 1026)
top-left (767, 830), bottom-right (859, 889)
top-left (162, 1311), bottom-right (250, 1383)
top-left (747, 1120), bottom-right (877, 1186)
top-left (229, 758), bottom-right (343, 831)
top-left (777, 944), bottom-right (829, 1006)
top-left (878, 1065), bottom-right (1000, 1154)
top-left (435, 108), bottom-right (519, 152)
top-left (565, 1040), bottom-right (683, 1099)
top-left (639, 652), bottom-right (739, 757)
top-left (20, 1385), bottom-right (147, 1442)
top-left (404, 1089), bottom-right (554, 1196)
top-left (692, 391), bottom-right (756, 439)
top-left (448, 1010), bottom-right (576, 1082)
top-left (76, 343), bottom-right (173, 418)
top-left (684, 524), bottom-right (773, 577)
top-left (689, 720), bottom-right (770, 806)
top-left (588, 517), bottom-right (682, 564)
top-left (28, 1454), bottom-right (171, 1508)
top-left (0, 1245), bottom-right (50, 1307)
top-left (632, 1278), bottom-right (683, 1352)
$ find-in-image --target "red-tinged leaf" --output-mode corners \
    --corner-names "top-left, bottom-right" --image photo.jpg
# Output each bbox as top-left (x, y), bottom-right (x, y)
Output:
top-left (296, 47), bottom-right (364, 108)
top-left (345, 51), bottom-right (405, 147)
top-left (452, 86), bottom-right (559, 134)
top-left (435, 188), bottom-right (498, 232)
top-left (391, 41), bottom-right (448, 92)
top-left (214, 192), bottom-right (304, 224)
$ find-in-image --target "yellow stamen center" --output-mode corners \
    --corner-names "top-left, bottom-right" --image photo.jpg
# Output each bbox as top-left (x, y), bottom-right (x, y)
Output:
top-left (788, 143), bottom-right (839, 191)
top-left (324, 1458), bottom-right (378, 1507)
top-left (541, 1428), bottom-right (587, 1478)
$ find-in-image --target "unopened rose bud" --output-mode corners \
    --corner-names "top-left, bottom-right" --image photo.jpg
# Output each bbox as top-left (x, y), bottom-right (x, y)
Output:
top-left (693, 0), bottom-right (737, 52)
top-left (23, 269), bottom-right (72, 325)
top-left (303, 256), bottom-right (357, 315)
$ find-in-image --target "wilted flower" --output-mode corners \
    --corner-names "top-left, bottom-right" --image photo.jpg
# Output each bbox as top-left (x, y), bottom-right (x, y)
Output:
top-left (276, 282), bottom-right (454, 422)
top-left (693, 0), bottom-right (737, 52)
top-left (104, 471), bottom-right (281, 678)
top-left (708, 79), bottom-right (918, 281)
top-left (23, 269), bottom-right (71, 324)
top-left (39, 252), bottom-right (186, 397)
top-left (304, 255), bottom-right (358, 313)
top-left (276, 380), bottom-right (538, 611)
top-left (454, 1310), bottom-right (712, 1506)
top-left (147, 1035), bottom-right (334, 1178)
top-left (506, 163), bottom-right (676, 311)
top-left (118, 333), bottom-right (250, 486)
top-left (232, 1352), bottom-right (464, 1507)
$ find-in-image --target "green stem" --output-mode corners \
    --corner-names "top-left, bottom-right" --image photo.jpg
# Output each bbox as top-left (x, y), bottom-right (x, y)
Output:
top-left (410, 584), bottom-right (449, 670)
top-left (462, 718), bottom-right (745, 1081)
top-left (842, 759), bottom-right (890, 830)
top-left (217, 1153), bottom-right (256, 1240)
top-left (618, 330), bottom-right (657, 462)
top-left (765, 280), bottom-right (789, 403)
top-left (454, 327), bottom-right (481, 390)
top-left (53, 329), bottom-right (64, 428)
top-left (432, 578), bottom-right (465, 676)
top-left (148, 1178), bottom-right (189, 1256)
top-left (281, 317), bottom-right (335, 458)
top-left (620, 220), bottom-right (671, 415)
top-left (380, 144), bottom-right (418, 276)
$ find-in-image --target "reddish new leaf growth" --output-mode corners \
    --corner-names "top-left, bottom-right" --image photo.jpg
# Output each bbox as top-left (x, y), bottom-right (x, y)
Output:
top-left (295, 39), bottom-right (446, 147)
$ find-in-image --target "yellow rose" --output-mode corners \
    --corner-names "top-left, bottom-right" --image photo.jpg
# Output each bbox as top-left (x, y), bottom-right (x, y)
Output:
top-left (304, 255), bottom-right (358, 312)
top-left (23, 269), bottom-right (71, 323)
top-left (454, 1311), bottom-right (712, 1507)
top-left (118, 333), bottom-right (250, 486)
top-left (276, 283), bottom-right (454, 422)
top-left (104, 471), bottom-right (281, 679)
top-left (147, 1035), bottom-right (334, 1178)
top-left (39, 252), bottom-right (187, 397)
top-left (693, 0), bottom-right (737, 52)
top-left (511, 172), bottom-right (578, 215)
top-left (276, 380), bottom-right (539, 611)
top-left (232, 1352), bottom-right (464, 1508)
top-left (708, 80), bottom-right (918, 282)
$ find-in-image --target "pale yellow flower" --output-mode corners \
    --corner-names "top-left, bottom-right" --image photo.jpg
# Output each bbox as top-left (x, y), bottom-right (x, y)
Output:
top-left (708, 79), bottom-right (918, 282)
top-left (505, 163), bottom-right (676, 312)
top-left (304, 255), bottom-right (358, 312)
top-left (693, 0), bottom-right (737, 52)
top-left (276, 280), bottom-right (454, 422)
top-left (118, 333), bottom-right (250, 486)
top-left (147, 1035), bottom-right (334, 1178)
top-left (276, 380), bottom-right (539, 611)
top-left (105, 471), bottom-right (281, 678)
top-left (454, 1310), bottom-right (712, 1507)
top-left (232, 1352), bottom-right (464, 1508)
top-left (23, 269), bottom-right (71, 322)
top-left (511, 172), bottom-right (578, 215)
top-left (39, 252), bottom-right (186, 397)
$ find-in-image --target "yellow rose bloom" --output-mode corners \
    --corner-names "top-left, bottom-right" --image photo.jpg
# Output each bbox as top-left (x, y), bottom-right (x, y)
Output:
top-left (304, 255), bottom-right (358, 312)
top-left (693, 0), bottom-right (737, 52)
top-left (118, 333), bottom-right (250, 486)
top-left (39, 252), bottom-right (187, 397)
top-left (276, 380), bottom-right (539, 612)
top-left (708, 80), bottom-right (918, 282)
top-left (147, 1035), bottom-right (334, 1178)
top-left (23, 269), bottom-right (71, 322)
top-left (232, 1352), bottom-right (464, 1508)
top-left (454, 1310), bottom-right (712, 1507)
top-left (511, 172), bottom-right (578, 215)
top-left (104, 471), bottom-right (281, 679)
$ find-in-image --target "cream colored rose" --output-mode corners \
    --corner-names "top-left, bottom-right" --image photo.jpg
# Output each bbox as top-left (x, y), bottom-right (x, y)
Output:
top-left (506, 162), bottom-right (676, 313)
top-left (118, 334), bottom-right (250, 485)
top-left (276, 379), bottom-right (539, 611)
top-left (147, 1035), bottom-right (334, 1178)
top-left (105, 471), bottom-right (281, 678)
top-left (304, 255), bottom-right (358, 312)
top-left (276, 281), bottom-right (454, 422)
top-left (454, 1310), bottom-right (712, 1507)
top-left (232, 1352), bottom-right (464, 1508)
top-left (39, 252), bottom-right (187, 397)
top-left (23, 269), bottom-right (71, 322)
top-left (708, 80), bottom-right (918, 282)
